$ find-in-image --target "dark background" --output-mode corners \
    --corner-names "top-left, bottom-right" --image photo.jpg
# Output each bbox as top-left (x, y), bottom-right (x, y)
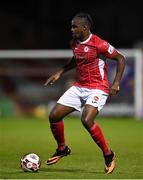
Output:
top-left (0, 0), bottom-right (143, 49)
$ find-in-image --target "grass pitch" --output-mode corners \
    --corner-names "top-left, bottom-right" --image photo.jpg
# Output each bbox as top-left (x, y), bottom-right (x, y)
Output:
top-left (0, 116), bottom-right (143, 179)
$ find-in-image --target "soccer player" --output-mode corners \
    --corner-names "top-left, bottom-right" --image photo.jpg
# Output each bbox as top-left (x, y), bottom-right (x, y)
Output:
top-left (44, 12), bottom-right (126, 174)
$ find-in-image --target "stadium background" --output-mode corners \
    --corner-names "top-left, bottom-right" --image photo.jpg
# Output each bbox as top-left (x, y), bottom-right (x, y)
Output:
top-left (0, 1), bottom-right (143, 179)
top-left (0, 0), bottom-right (143, 118)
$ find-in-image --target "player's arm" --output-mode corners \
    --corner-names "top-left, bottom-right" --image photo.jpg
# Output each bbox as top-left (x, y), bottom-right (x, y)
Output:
top-left (98, 39), bottom-right (126, 95)
top-left (110, 51), bottom-right (126, 95)
top-left (44, 56), bottom-right (76, 86)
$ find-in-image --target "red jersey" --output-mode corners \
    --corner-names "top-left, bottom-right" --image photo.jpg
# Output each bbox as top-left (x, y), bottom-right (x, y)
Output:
top-left (71, 34), bottom-right (117, 94)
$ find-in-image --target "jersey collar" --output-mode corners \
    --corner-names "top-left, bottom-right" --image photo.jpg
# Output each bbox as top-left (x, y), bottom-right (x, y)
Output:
top-left (79, 34), bottom-right (92, 44)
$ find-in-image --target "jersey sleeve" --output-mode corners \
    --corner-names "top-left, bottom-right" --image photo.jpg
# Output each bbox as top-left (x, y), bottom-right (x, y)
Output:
top-left (97, 37), bottom-right (117, 59)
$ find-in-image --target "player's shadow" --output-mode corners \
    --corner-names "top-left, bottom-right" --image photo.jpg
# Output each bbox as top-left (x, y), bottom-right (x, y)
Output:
top-left (40, 167), bottom-right (103, 174)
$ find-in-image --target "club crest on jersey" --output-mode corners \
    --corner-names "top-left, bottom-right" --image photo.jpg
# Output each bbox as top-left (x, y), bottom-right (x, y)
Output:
top-left (94, 96), bottom-right (99, 101)
top-left (92, 96), bottom-right (99, 103)
top-left (84, 46), bottom-right (89, 52)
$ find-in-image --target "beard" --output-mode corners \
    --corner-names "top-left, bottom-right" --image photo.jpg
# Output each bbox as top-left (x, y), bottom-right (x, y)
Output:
top-left (71, 33), bottom-right (84, 41)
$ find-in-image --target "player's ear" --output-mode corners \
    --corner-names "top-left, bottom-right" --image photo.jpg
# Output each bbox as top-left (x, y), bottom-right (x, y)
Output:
top-left (83, 25), bottom-right (87, 31)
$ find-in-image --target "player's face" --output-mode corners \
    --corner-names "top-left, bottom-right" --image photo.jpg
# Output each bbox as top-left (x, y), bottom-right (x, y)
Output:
top-left (71, 18), bottom-right (85, 40)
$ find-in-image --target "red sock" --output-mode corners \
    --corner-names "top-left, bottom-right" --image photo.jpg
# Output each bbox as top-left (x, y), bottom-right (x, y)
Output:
top-left (88, 123), bottom-right (111, 155)
top-left (50, 121), bottom-right (65, 151)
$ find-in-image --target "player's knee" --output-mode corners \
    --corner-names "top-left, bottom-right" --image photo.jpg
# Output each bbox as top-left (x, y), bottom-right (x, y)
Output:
top-left (81, 116), bottom-right (94, 129)
top-left (49, 110), bottom-right (59, 123)
top-left (81, 117), bottom-right (89, 129)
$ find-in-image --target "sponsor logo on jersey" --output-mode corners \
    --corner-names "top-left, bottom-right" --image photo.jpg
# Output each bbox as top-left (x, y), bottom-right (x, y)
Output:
top-left (108, 44), bottom-right (114, 54)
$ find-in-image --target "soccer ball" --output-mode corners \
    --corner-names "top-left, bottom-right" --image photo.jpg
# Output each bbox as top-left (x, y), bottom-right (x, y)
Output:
top-left (21, 153), bottom-right (41, 172)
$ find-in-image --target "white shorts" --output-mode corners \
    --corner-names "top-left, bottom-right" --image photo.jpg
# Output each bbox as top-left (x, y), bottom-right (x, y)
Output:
top-left (57, 86), bottom-right (108, 112)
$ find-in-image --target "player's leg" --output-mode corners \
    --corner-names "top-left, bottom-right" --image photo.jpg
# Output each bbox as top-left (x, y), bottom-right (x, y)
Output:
top-left (47, 86), bottom-right (82, 165)
top-left (81, 104), bottom-right (112, 155)
top-left (47, 103), bottom-right (75, 165)
top-left (49, 103), bottom-right (75, 150)
top-left (81, 88), bottom-right (116, 174)
top-left (81, 105), bottom-right (116, 174)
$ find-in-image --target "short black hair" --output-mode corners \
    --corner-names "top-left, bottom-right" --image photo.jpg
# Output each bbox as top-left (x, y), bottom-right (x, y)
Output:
top-left (73, 12), bottom-right (93, 31)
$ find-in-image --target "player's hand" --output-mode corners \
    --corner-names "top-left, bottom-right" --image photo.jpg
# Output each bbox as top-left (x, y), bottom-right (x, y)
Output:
top-left (44, 71), bottom-right (63, 86)
top-left (110, 84), bottom-right (120, 95)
